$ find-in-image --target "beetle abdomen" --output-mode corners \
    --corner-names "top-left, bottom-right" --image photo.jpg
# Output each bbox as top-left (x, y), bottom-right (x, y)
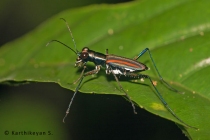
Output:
top-left (106, 55), bottom-right (147, 71)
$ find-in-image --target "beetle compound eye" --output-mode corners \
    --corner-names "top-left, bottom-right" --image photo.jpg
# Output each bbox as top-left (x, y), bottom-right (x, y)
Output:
top-left (80, 52), bottom-right (88, 59)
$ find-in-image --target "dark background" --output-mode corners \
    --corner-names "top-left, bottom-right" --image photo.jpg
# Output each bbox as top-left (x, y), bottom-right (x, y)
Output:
top-left (0, 0), bottom-right (131, 46)
top-left (0, 0), bottom-right (188, 139)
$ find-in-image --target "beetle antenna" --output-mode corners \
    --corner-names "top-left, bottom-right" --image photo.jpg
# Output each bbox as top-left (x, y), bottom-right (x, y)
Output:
top-left (60, 18), bottom-right (79, 53)
top-left (46, 40), bottom-right (77, 55)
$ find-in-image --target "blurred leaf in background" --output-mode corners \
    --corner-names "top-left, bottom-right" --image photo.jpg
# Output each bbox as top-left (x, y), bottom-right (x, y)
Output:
top-left (0, 0), bottom-right (132, 46)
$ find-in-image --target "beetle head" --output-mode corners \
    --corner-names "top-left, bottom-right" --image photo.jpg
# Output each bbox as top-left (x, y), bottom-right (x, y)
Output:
top-left (75, 47), bottom-right (89, 67)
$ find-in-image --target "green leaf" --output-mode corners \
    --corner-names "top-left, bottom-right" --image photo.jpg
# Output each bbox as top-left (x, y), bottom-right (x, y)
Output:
top-left (0, 0), bottom-right (210, 139)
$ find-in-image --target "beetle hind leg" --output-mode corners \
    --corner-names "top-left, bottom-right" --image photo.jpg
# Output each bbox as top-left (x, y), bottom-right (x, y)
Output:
top-left (124, 73), bottom-right (197, 129)
top-left (134, 48), bottom-right (182, 93)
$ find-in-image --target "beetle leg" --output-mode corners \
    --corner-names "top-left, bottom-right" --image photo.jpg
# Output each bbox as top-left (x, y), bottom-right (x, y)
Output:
top-left (64, 65), bottom-right (101, 123)
top-left (124, 72), bottom-right (197, 129)
top-left (74, 65), bottom-right (101, 84)
top-left (134, 48), bottom-right (182, 93)
top-left (84, 65), bottom-right (101, 76)
top-left (111, 69), bottom-right (137, 114)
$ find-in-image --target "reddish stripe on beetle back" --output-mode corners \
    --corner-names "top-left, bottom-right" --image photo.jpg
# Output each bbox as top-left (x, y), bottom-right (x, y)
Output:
top-left (106, 55), bottom-right (146, 70)
top-left (106, 59), bottom-right (140, 68)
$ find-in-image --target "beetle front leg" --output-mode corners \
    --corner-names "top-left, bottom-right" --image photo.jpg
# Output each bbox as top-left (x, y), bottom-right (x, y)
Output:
top-left (64, 65), bottom-right (101, 123)
top-left (74, 65), bottom-right (101, 84)
top-left (84, 65), bottom-right (101, 76)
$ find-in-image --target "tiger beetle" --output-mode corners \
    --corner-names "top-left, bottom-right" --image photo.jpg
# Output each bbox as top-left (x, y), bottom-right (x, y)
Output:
top-left (47, 18), bottom-right (197, 129)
